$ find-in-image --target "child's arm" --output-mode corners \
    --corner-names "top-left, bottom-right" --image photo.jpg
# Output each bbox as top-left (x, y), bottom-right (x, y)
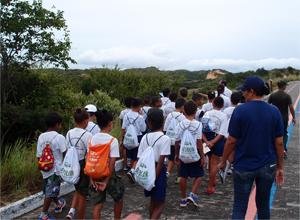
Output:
top-left (197, 139), bottom-right (205, 166)
top-left (207, 134), bottom-right (224, 148)
top-left (174, 140), bottom-right (180, 165)
top-left (156, 155), bottom-right (166, 179)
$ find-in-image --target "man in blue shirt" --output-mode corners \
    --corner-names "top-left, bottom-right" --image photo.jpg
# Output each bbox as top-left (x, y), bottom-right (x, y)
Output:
top-left (219, 76), bottom-right (284, 219)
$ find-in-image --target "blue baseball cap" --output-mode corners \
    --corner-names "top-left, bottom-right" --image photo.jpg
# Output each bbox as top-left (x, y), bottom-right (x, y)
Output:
top-left (240, 76), bottom-right (265, 92)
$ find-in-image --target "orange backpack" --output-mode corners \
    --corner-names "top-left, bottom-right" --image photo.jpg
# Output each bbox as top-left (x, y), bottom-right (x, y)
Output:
top-left (84, 138), bottom-right (114, 180)
top-left (38, 143), bottom-right (55, 171)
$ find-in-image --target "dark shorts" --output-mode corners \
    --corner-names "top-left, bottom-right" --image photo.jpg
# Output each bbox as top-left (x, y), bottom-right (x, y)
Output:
top-left (90, 174), bottom-right (125, 205)
top-left (43, 174), bottom-right (61, 198)
top-left (204, 131), bottom-right (225, 157)
top-left (179, 161), bottom-right (204, 178)
top-left (144, 165), bottom-right (167, 202)
top-left (126, 135), bottom-right (143, 161)
top-left (74, 160), bottom-right (90, 196)
top-left (168, 145), bottom-right (175, 161)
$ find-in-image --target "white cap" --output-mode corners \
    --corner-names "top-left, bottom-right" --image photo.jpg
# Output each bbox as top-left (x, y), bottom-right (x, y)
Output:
top-left (85, 104), bottom-right (97, 113)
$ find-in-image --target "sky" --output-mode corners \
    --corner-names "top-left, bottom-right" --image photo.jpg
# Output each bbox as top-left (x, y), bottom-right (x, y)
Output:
top-left (43, 0), bottom-right (300, 72)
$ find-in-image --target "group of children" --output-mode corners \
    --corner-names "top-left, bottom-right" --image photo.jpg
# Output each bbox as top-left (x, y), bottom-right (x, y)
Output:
top-left (36, 81), bottom-right (243, 220)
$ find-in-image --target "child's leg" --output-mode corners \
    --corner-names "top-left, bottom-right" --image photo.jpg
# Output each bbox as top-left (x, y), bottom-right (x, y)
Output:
top-left (150, 199), bottom-right (165, 220)
top-left (42, 197), bottom-right (52, 213)
top-left (167, 160), bottom-right (174, 174)
top-left (191, 177), bottom-right (201, 194)
top-left (93, 203), bottom-right (104, 219)
top-left (208, 154), bottom-right (220, 189)
top-left (114, 199), bottom-right (123, 220)
top-left (179, 177), bottom-right (187, 198)
top-left (123, 146), bottom-right (128, 169)
top-left (76, 192), bottom-right (87, 219)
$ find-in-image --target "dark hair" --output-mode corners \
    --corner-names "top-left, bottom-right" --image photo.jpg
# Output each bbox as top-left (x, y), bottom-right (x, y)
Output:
top-left (150, 96), bottom-right (162, 107)
top-left (146, 108), bottom-right (164, 131)
top-left (217, 84), bottom-right (225, 96)
top-left (95, 109), bottom-right (113, 129)
top-left (192, 93), bottom-right (202, 102)
top-left (169, 92), bottom-right (178, 102)
top-left (219, 79), bottom-right (227, 86)
top-left (213, 96), bottom-right (224, 109)
top-left (74, 108), bottom-right (89, 124)
top-left (207, 91), bottom-right (215, 100)
top-left (184, 101), bottom-right (197, 116)
top-left (45, 112), bottom-right (62, 128)
top-left (277, 81), bottom-right (287, 89)
top-left (230, 92), bottom-right (242, 105)
top-left (175, 98), bottom-right (186, 109)
top-left (162, 88), bottom-right (171, 97)
top-left (131, 97), bottom-right (143, 108)
top-left (143, 95), bottom-right (151, 105)
top-left (124, 97), bottom-right (133, 108)
top-left (179, 87), bottom-right (188, 98)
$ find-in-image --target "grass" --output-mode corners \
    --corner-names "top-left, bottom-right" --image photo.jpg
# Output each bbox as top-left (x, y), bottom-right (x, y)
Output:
top-left (0, 139), bottom-right (42, 207)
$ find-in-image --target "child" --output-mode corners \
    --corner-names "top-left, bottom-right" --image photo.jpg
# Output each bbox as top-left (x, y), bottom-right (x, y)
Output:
top-left (141, 95), bottom-right (151, 120)
top-left (150, 96), bottom-right (163, 109)
top-left (85, 104), bottom-right (101, 135)
top-left (121, 97), bottom-right (146, 182)
top-left (197, 91), bottom-right (215, 121)
top-left (36, 112), bottom-right (67, 220)
top-left (163, 98), bottom-right (186, 177)
top-left (163, 92), bottom-right (178, 117)
top-left (89, 109), bottom-right (124, 220)
top-left (65, 108), bottom-right (93, 219)
top-left (202, 97), bottom-right (228, 194)
top-left (161, 88), bottom-right (171, 106)
top-left (223, 91), bottom-right (242, 120)
top-left (192, 93), bottom-right (203, 120)
top-left (216, 84), bottom-right (231, 109)
top-left (119, 97), bottom-right (133, 171)
top-left (175, 101), bottom-right (205, 207)
top-left (179, 87), bottom-right (188, 100)
top-left (137, 109), bottom-right (171, 219)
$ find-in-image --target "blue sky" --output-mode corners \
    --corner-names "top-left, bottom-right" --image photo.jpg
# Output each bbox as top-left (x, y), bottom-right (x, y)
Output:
top-left (43, 0), bottom-right (300, 72)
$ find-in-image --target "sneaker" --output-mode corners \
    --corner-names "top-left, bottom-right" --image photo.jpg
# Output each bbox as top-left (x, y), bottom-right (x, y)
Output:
top-left (187, 192), bottom-right (200, 207)
top-left (54, 198), bottom-right (66, 213)
top-left (166, 172), bottom-right (170, 178)
top-left (218, 170), bottom-right (226, 184)
top-left (66, 212), bottom-right (75, 220)
top-left (38, 213), bottom-right (54, 220)
top-left (126, 170), bottom-right (135, 183)
top-left (180, 198), bottom-right (188, 207)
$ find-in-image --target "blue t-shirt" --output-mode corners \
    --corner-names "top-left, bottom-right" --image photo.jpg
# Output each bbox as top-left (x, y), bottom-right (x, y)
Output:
top-left (229, 100), bottom-right (284, 172)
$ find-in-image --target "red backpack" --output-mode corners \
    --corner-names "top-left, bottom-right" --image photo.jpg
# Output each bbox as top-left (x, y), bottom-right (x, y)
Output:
top-left (38, 135), bottom-right (57, 171)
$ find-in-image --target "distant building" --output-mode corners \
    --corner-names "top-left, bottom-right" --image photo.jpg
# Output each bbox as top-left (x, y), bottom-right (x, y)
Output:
top-left (206, 69), bottom-right (226, 80)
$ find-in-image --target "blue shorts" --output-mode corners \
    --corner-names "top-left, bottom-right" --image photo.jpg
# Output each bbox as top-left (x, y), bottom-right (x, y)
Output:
top-left (204, 131), bottom-right (225, 157)
top-left (126, 135), bottom-right (143, 161)
top-left (179, 161), bottom-right (204, 178)
top-left (144, 165), bottom-right (167, 202)
top-left (43, 174), bottom-right (61, 198)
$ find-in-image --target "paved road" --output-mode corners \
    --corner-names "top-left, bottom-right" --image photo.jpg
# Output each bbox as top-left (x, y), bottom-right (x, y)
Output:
top-left (20, 81), bottom-right (300, 219)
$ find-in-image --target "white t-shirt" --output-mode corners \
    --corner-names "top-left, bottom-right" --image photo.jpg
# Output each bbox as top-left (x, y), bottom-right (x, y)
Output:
top-left (224, 86), bottom-right (232, 98)
top-left (36, 131), bottom-right (67, 179)
top-left (220, 94), bottom-right (231, 109)
top-left (175, 118), bottom-right (203, 141)
top-left (202, 109), bottom-right (228, 136)
top-left (90, 133), bottom-right (120, 158)
top-left (161, 97), bottom-right (171, 106)
top-left (163, 102), bottom-right (176, 117)
top-left (223, 106), bottom-right (236, 120)
top-left (140, 106), bottom-right (151, 120)
top-left (119, 108), bottom-right (130, 120)
top-left (201, 102), bottom-right (213, 113)
top-left (138, 131), bottom-right (170, 162)
top-left (163, 111), bottom-right (185, 131)
top-left (85, 121), bottom-right (100, 135)
top-left (66, 128), bottom-right (93, 161)
top-left (122, 110), bottom-right (146, 135)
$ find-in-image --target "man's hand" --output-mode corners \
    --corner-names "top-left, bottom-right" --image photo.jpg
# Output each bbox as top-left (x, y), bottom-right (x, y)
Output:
top-left (275, 168), bottom-right (284, 187)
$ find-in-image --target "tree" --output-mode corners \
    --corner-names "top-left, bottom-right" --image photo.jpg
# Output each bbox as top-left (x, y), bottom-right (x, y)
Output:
top-left (0, 0), bottom-right (76, 71)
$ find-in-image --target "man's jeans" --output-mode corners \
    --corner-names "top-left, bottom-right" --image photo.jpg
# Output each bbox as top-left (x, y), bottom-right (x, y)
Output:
top-left (232, 164), bottom-right (276, 219)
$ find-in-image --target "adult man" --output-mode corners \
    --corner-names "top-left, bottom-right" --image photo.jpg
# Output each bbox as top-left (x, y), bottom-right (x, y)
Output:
top-left (268, 81), bottom-right (296, 158)
top-left (219, 76), bottom-right (284, 219)
top-left (219, 79), bottom-right (232, 98)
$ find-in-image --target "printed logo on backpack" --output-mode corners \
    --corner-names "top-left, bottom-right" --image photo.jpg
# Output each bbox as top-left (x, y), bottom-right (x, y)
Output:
top-left (166, 113), bottom-right (181, 145)
top-left (38, 135), bottom-right (58, 172)
top-left (179, 123), bottom-right (200, 163)
top-left (84, 138), bottom-right (114, 180)
top-left (61, 131), bottom-right (86, 184)
top-left (123, 116), bottom-right (139, 150)
top-left (134, 134), bottom-right (164, 191)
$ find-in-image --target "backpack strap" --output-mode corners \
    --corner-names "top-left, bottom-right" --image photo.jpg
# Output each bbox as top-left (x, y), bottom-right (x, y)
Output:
top-left (68, 131), bottom-right (87, 147)
top-left (145, 133), bottom-right (164, 148)
top-left (128, 115), bottom-right (139, 125)
top-left (191, 123), bottom-right (201, 132)
top-left (89, 124), bottom-right (97, 132)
